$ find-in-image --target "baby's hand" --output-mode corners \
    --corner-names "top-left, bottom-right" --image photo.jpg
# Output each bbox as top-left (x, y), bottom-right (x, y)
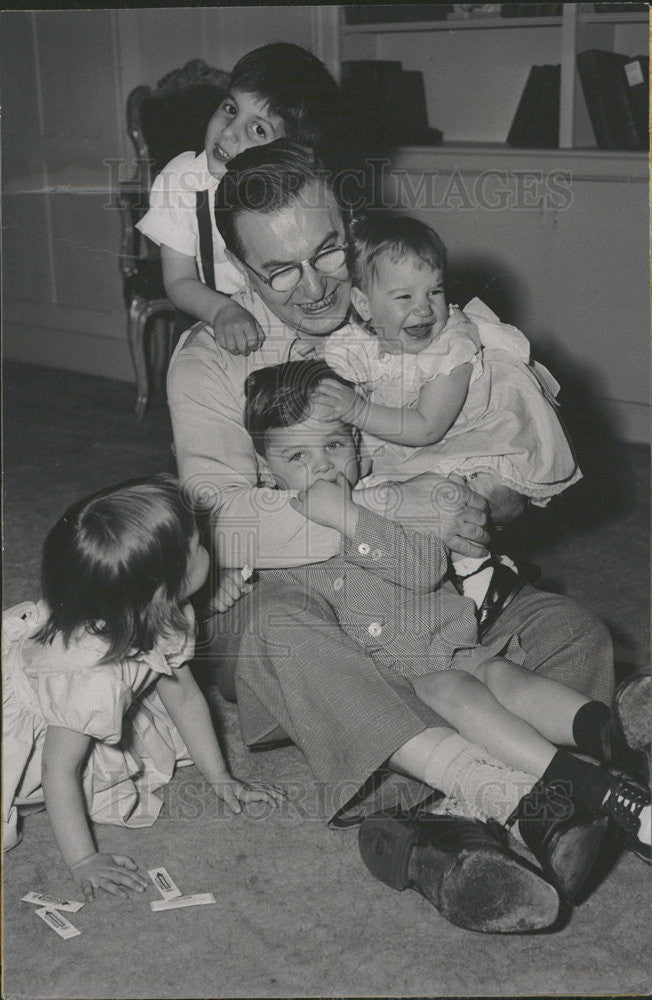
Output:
top-left (213, 300), bottom-right (265, 356)
top-left (312, 379), bottom-right (365, 425)
top-left (211, 775), bottom-right (286, 815)
top-left (446, 303), bottom-right (474, 333)
top-left (208, 566), bottom-right (254, 615)
top-left (70, 852), bottom-right (149, 902)
top-left (290, 472), bottom-right (358, 536)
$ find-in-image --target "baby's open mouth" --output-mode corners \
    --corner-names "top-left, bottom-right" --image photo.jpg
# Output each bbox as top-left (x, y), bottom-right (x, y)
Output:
top-left (403, 322), bottom-right (433, 340)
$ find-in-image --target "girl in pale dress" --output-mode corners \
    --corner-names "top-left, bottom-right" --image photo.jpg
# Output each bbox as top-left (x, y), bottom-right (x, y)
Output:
top-left (319, 212), bottom-right (582, 625)
top-left (3, 475), bottom-right (283, 900)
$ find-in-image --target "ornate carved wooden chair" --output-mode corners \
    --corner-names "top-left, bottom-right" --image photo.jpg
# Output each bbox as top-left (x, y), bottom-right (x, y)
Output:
top-left (118, 59), bottom-right (229, 419)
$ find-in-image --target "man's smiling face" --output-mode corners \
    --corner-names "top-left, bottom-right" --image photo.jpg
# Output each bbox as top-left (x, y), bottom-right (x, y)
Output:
top-left (232, 180), bottom-right (351, 337)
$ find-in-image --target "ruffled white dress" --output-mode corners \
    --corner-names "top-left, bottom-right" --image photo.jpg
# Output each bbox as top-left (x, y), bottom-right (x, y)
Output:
top-left (3, 601), bottom-right (194, 850)
top-left (325, 298), bottom-right (581, 504)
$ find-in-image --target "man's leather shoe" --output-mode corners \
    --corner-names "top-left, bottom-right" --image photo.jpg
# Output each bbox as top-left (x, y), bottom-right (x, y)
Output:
top-left (611, 673), bottom-right (650, 782)
top-left (358, 812), bottom-right (560, 933)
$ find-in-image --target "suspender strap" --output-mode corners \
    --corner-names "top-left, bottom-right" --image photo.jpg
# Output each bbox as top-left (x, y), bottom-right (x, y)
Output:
top-left (196, 190), bottom-right (216, 290)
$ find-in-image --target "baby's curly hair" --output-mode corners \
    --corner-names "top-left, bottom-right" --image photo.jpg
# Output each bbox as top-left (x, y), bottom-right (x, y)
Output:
top-left (347, 211), bottom-right (448, 293)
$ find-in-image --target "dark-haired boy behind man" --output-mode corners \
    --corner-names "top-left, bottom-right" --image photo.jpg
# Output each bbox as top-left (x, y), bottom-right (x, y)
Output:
top-left (137, 42), bottom-right (346, 355)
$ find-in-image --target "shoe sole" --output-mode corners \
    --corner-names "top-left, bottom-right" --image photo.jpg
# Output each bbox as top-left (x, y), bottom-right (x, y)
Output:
top-left (616, 674), bottom-right (651, 752)
top-left (359, 816), bottom-right (559, 933)
top-left (544, 815), bottom-right (609, 902)
top-left (415, 848), bottom-right (560, 933)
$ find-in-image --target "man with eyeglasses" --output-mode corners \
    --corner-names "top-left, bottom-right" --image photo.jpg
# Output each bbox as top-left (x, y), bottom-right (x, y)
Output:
top-left (167, 141), bottom-right (614, 932)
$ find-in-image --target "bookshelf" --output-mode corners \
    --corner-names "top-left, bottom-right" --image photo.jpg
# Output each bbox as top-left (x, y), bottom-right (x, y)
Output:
top-left (332, 2), bottom-right (649, 151)
top-left (312, 4), bottom-right (649, 442)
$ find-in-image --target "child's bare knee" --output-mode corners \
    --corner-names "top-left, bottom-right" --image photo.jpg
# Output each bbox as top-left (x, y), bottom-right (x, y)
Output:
top-left (412, 668), bottom-right (475, 711)
top-left (474, 655), bottom-right (509, 686)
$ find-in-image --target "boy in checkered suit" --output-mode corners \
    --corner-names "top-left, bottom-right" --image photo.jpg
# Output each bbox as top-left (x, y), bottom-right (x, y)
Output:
top-left (241, 359), bottom-right (650, 897)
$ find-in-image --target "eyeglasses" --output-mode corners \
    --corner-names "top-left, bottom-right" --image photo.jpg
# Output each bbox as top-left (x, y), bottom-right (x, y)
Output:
top-left (241, 244), bottom-right (348, 293)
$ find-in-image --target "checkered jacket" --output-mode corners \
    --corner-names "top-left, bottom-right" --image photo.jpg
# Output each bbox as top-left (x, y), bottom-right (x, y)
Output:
top-left (268, 507), bottom-right (481, 677)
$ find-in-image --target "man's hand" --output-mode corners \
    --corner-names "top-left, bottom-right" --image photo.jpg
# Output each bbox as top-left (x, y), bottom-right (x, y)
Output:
top-left (213, 300), bottom-right (266, 356)
top-left (290, 472), bottom-right (359, 538)
top-left (312, 379), bottom-right (366, 425)
top-left (363, 472), bottom-right (489, 557)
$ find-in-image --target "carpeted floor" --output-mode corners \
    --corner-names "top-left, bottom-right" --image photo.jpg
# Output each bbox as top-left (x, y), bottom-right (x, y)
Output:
top-left (2, 361), bottom-right (650, 999)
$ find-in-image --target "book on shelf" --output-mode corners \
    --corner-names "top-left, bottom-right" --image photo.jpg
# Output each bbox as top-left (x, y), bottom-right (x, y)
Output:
top-left (500, 3), bottom-right (562, 17)
top-left (623, 56), bottom-right (649, 148)
top-left (577, 49), bottom-right (649, 150)
top-left (593, 3), bottom-right (648, 12)
top-left (344, 4), bottom-right (452, 24)
top-left (506, 64), bottom-right (560, 148)
top-left (341, 60), bottom-right (443, 147)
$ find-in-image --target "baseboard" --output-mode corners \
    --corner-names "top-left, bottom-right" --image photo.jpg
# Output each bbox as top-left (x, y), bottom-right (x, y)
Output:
top-left (4, 320), bottom-right (134, 384)
top-left (4, 320), bottom-right (650, 444)
top-left (601, 399), bottom-right (649, 445)
top-left (565, 396), bottom-right (649, 445)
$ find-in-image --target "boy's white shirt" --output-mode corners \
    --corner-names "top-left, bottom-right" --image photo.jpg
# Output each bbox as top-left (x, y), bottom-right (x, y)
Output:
top-left (136, 150), bottom-right (245, 294)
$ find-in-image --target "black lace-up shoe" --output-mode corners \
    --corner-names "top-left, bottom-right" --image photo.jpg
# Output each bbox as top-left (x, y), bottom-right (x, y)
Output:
top-left (603, 773), bottom-right (651, 864)
top-left (511, 782), bottom-right (610, 902)
top-left (358, 812), bottom-right (560, 933)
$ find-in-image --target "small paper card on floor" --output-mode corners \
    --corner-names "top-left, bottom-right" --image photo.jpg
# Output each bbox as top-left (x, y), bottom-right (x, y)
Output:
top-left (147, 867), bottom-right (182, 900)
top-left (22, 891), bottom-right (84, 912)
top-left (150, 892), bottom-right (215, 911)
top-left (35, 907), bottom-right (81, 939)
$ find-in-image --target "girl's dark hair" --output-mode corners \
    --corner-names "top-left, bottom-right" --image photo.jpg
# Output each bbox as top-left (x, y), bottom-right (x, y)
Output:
top-left (347, 211), bottom-right (448, 292)
top-left (35, 475), bottom-right (196, 663)
top-left (231, 43), bottom-right (344, 150)
top-left (244, 360), bottom-right (353, 456)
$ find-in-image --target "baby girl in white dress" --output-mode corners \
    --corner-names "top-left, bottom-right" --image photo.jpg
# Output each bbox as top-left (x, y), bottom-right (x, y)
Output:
top-left (317, 212), bottom-right (582, 616)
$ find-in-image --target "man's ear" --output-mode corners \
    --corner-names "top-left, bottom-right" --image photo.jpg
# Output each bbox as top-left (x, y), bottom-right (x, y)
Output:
top-left (350, 286), bottom-right (372, 322)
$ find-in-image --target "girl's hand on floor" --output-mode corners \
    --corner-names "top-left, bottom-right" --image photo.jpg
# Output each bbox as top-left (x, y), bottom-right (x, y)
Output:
top-left (70, 852), bottom-right (149, 901)
top-left (211, 776), bottom-right (286, 815)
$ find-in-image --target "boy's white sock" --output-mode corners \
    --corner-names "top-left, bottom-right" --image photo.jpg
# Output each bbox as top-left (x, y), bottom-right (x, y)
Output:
top-left (452, 555), bottom-right (493, 608)
top-left (423, 732), bottom-right (536, 830)
top-left (452, 554), bottom-right (518, 609)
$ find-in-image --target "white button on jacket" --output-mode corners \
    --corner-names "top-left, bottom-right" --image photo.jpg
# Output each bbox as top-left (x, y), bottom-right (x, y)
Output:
top-left (368, 622), bottom-right (383, 637)
top-left (333, 577), bottom-right (344, 591)
top-left (358, 543), bottom-right (370, 556)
